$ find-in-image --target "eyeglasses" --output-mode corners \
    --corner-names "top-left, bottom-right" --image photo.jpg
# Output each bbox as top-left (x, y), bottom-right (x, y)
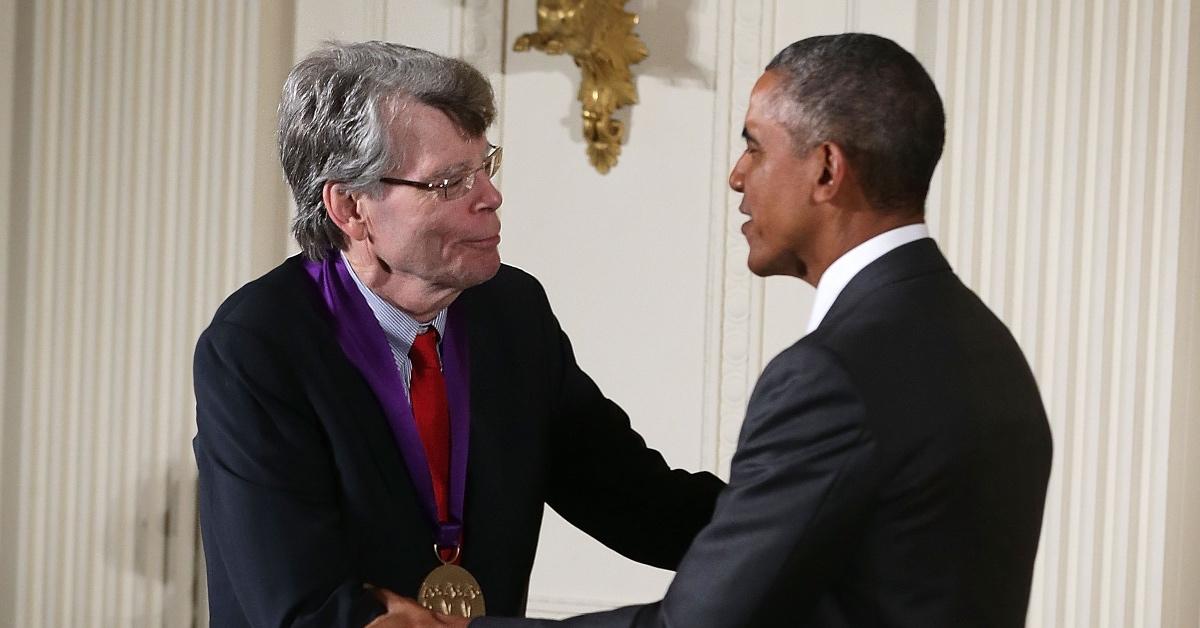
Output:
top-left (379, 144), bottom-right (503, 201)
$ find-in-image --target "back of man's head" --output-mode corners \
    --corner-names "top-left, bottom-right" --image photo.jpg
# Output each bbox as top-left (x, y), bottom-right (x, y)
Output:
top-left (765, 33), bottom-right (945, 215)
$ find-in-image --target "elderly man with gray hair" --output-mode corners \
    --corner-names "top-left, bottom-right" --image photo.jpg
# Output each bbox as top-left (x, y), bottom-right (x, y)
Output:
top-left (192, 41), bottom-right (723, 628)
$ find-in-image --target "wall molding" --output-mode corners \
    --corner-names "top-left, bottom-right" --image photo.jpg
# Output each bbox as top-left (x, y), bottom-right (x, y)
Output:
top-left (3, 0), bottom-right (288, 624)
top-left (704, 0), bottom-right (776, 478)
top-left (927, 1), bottom-right (1198, 625)
top-left (0, 0), bottom-right (23, 624)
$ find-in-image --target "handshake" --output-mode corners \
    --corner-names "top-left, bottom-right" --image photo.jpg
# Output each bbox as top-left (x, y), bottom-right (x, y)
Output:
top-left (193, 32), bottom-right (1053, 628)
top-left (365, 587), bottom-right (471, 628)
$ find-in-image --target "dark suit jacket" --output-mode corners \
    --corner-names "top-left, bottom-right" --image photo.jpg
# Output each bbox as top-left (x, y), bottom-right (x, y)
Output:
top-left (481, 238), bottom-right (1052, 628)
top-left (193, 256), bottom-right (723, 628)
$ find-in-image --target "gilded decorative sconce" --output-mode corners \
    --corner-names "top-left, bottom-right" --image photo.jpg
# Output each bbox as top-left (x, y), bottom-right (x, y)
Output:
top-left (513, 0), bottom-right (647, 174)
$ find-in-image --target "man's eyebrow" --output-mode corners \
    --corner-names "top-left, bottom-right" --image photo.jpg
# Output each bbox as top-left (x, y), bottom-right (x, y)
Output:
top-left (425, 159), bottom-right (472, 181)
top-left (428, 146), bottom-right (490, 179)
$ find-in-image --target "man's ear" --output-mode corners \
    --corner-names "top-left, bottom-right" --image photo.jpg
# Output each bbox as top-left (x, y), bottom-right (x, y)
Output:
top-left (813, 142), bottom-right (848, 204)
top-left (322, 181), bottom-right (368, 241)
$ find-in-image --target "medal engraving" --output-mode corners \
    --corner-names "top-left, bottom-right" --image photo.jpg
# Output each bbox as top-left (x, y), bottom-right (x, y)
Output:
top-left (418, 563), bottom-right (486, 618)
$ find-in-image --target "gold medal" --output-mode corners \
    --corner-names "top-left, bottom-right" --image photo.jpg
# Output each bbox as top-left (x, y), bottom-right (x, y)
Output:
top-left (417, 546), bottom-right (486, 618)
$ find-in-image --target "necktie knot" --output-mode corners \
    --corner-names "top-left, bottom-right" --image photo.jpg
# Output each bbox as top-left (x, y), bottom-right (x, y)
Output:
top-left (410, 329), bottom-right (440, 371)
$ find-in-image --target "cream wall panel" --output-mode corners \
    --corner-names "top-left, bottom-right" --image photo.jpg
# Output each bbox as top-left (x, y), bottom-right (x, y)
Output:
top-left (293, 0), bottom-right (385, 55)
top-left (384, 0), bottom-right (463, 55)
top-left (292, 0), bottom-right (495, 70)
top-left (0, 0), bottom-right (293, 625)
top-left (1163, 5), bottom-right (1200, 625)
top-left (0, 0), bottom-right (20, 623)
top-left (705, 0), bottom-right (770, 487)
top-left (926, 1), bottom-right (1198, 626)
top-left (503, 0), bottom-right (719, 613)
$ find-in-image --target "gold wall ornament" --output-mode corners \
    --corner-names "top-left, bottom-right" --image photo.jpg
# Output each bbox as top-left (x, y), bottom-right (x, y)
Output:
top-left (513, 0), bottom-right (648, 174)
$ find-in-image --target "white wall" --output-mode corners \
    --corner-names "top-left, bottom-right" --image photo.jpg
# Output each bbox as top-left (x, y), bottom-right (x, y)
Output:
top-left (0, 0), bottom-right (20, 622)
top-left (2, 0), bottom-right (1197, 626)
top-left (1163, 4), bottom-right (1200, 626)
top-left (923, 2), bottom-right (1198, 625)
top-left (0, 0), bottom-right (294, 625)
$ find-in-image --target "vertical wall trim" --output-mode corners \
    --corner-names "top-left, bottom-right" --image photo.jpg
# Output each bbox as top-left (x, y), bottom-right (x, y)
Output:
top-left (699, 0), bottom-right (736, 476)
top-left (707, 0), bottom-right (775, 477)
top-left (3, 0), bottom-right (286, 623)
top-left (1153, 3), bottom-right (1196, 626)
top-left (1161, 5), bottom-right (1200, 625)
top-left (0, 0), bottom-right (27, 624)
top-left (927, 1), bottom-right (1198, 626)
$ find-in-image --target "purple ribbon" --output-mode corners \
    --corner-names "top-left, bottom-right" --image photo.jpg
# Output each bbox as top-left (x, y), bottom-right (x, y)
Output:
top-left (304, 254), bottom-right (470, 549)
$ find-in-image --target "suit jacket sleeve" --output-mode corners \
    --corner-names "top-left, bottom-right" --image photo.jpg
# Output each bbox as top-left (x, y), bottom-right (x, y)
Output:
top-left (477, 343), bottom-right (876, 628)
top-left (193, 321), bottom-right (384, 628)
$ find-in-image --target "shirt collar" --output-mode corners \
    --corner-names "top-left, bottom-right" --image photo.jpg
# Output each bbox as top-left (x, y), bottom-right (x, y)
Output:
top-left (341, 252), bottom-right (448, 356)
top-left (805, 223), bottom-right (931, 334)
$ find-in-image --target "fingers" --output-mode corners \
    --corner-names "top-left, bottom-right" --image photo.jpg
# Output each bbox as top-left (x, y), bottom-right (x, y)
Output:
top-left (369, 585), bottom-right (408, 614)
top-left (364, 586), bottom-right (469, 628)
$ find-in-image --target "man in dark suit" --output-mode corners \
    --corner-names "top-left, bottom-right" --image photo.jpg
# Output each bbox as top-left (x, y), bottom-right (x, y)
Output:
top-left (192, 41), bottom-right (724, 628)
top-left (388, 32), bottom-right (1052, 628)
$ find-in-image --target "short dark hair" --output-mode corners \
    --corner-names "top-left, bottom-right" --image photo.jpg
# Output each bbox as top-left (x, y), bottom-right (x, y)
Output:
top-left (765, 33), bottom-right (945, 213)
top-left (278, 41), bottom-right (496, 260)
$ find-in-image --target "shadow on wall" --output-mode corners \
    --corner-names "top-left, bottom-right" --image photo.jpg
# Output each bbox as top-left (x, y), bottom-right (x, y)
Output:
top-left (103, 457), bottom-right (200, 625)
top-left (501, 0), bottom-right (714, 149)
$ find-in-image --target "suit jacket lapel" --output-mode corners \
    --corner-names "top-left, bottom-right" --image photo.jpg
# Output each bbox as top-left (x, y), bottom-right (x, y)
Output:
top-left (323, 337), bottom-right (424, 506)
top-left (457, 286), bottom-right (508, 566)
top-left (297, 263), bottom-right (425, 516)
top-left (453, 280), bottom-right (544, 597)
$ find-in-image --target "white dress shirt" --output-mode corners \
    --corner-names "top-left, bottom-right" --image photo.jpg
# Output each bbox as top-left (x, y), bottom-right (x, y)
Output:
top-left (341, 252), bottom-right (447, 390)
top-left (805, 223), bottom-right (931, 334)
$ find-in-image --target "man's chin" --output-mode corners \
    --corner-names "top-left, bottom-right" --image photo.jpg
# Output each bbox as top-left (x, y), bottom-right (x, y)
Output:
top-left (746, 254), bottom-right (775, 278)
top-left (746, 254), bottom-right (804, 279)
top-left (458, 256), bottom-right (502, 289)
top-left (479, 259), bottom-right (502, 283)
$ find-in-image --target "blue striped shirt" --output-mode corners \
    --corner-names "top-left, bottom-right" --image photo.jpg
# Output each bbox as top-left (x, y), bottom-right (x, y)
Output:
top-left (341, 253), bottom-right (447, 393)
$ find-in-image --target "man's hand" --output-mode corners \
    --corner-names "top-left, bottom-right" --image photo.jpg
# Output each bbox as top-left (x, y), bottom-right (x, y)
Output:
top-left (365, 586), bottom-right (471, 628)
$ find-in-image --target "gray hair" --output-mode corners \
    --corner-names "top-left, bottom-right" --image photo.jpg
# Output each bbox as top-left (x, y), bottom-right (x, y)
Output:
top-left (764, 33), bottom-right (945, 213)
top-left (278, 41), bottom-right (496, 259)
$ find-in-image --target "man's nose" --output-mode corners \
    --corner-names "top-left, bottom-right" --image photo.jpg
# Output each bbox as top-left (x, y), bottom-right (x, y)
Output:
top-left (474, 172), bottom-right (503, 211)
top-left (728, 158), bottom-right (745, 193)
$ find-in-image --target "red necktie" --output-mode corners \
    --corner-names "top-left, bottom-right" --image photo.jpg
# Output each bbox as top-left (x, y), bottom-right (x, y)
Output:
top-left (409, 329), bottom-right (450, 523)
